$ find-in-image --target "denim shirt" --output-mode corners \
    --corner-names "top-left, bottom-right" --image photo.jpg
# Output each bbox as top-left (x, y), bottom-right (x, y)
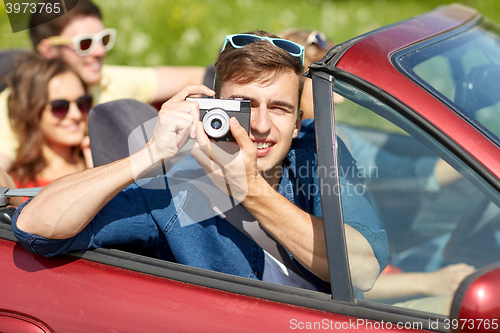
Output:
top-left (278, 119), bottom-right (389, 292)
top-left (12, 119), bottom-right (388, 292)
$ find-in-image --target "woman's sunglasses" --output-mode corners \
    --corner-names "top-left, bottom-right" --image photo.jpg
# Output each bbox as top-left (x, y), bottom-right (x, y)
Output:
top-left (48, 95), bottom-right (93, 118)
top-left (45, 28), bottom-right (117, 57)
top-left (221, 34), bottom-right (305, 64)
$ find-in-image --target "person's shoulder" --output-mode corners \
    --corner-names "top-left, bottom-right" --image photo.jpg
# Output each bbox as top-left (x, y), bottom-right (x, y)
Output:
top-left (290, 119), bottom-right (356, 157)
top-left (290, 119), bottom-right (316, 152)
top-left (0, 87), bottom-right (11, 99)
top-left (289, 119), bottom-right (357, 171)
top-left (0, 87), bottom-right (11, 111)
top-left (296, 119), bottom-right (315, 139)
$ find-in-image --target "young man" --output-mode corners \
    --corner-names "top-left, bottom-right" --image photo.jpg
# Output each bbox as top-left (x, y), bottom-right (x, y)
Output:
top-left (0, 0), bottom-right (205, 170)
top-left (12, 31), bottom-right (388, 293)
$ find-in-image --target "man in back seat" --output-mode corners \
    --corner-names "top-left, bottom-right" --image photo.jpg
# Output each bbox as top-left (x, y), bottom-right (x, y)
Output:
top-left (12, 30), bottom-right (388, 293)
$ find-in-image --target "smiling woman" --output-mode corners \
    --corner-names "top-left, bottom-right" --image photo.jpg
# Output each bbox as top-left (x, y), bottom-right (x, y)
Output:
top-left (6, 53), bottom-right (92, 192)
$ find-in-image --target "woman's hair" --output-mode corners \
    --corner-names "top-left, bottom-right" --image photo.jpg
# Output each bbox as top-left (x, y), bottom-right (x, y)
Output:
top-left (214, 30), bottom-right (305, 104)
top-left (7, 53), bottom-right (85, 185)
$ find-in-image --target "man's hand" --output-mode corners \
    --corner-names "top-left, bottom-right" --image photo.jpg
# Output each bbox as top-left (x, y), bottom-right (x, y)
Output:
top-left (423, 263), bottom-right (475, 296)
top-left (192, 117), bottom-right (264, 203)
top-left (147, 85), bottom-right (215, 166)
top-left (81, 136), bottom-right (93, 169)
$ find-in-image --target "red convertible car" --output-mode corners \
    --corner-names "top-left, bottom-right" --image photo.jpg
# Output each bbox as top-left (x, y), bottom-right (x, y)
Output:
top-left (1, 3), bottom-right (499, 332)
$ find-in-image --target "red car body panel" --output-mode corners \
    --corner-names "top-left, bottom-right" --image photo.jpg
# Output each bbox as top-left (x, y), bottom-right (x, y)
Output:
top-left (0, 238), bottom-right (430, 332)
top-left (336, 4), bottom-right (500, 180)
top-left (0, 311), bottom-right (53, 333)
top-left (456, 266), bottom-right (500, 332)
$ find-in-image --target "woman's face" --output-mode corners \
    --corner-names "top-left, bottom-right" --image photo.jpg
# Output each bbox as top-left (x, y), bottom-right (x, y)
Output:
top-left (40, 71), bottom-right (88, 149)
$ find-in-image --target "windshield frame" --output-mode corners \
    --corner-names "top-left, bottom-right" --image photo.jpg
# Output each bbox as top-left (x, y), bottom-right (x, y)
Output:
top-left (394, 17), bottom-right (500, 148)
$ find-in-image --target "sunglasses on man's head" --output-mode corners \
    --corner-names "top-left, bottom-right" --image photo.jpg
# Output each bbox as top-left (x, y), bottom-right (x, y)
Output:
top-left (45, 28), bottom-right (117, 57)
top-left (222, 34), bottom-right (305, 64)
top-left (48, 95), bottom-right (93, 118)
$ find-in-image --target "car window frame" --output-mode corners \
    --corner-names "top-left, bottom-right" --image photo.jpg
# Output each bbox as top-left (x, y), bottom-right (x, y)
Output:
top-left (309, 53), bottom-right (500, 327)
top-left (311, 70), bottom-right (353, 302)
top-left (310, 70), bottom-right (452, 331)
top-left (393, 16), bottom-right (500, 149)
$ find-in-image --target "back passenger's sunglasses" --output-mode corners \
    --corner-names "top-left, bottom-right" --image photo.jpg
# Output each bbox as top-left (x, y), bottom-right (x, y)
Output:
top-left (222, 34), bottom-right (305, 64)
top-left (306, 30), bottom-right (329, 51)
top-left (45, 28), bottom-right (117, 57)
top-left (48, 95), bottom-right (93, 118)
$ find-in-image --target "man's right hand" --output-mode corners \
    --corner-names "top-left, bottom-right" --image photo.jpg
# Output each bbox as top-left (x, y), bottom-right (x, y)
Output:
top-left (146, 85), bottom-right (215, 165)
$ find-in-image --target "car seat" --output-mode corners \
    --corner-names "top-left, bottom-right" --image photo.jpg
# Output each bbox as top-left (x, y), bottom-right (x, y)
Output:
top-left (87, 99), bottom-right (163, 256)
top-left (88, 99), bottom-right (159, 167)
top-left (88, 99), bottom-right (195, 178)
top-left (0, 50), bottom-right (28, 92)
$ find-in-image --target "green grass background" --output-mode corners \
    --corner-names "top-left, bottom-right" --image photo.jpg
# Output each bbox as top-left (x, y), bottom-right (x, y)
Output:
top-left (1, 0), bottom-right (499, 68)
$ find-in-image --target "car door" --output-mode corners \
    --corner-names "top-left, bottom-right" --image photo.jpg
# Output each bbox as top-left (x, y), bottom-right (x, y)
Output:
top-left (309, 61), bottom-right (500, 331)
top-left (0, 96), bottom-right (433, 333)
top-left (0, 77), bottom-right (441, 332)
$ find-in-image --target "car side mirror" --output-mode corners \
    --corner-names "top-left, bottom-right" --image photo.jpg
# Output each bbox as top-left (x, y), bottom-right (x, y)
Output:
top-left (450, 262), bottom-right (500, 332)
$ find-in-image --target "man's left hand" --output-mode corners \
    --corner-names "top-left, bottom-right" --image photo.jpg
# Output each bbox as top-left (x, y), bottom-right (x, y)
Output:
top-left (192, 117), bottom-right (262, 203)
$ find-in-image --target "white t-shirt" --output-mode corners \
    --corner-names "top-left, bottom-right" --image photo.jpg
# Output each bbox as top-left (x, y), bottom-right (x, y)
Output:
top-left (262, 250), bottom-right (317, 291)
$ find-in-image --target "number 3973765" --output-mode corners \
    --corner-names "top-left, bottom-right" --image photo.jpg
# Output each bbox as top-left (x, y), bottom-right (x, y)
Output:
top-left (5, 2), bottom-right (61, 14)
top-left (443, 319), bottom-right (499, 330)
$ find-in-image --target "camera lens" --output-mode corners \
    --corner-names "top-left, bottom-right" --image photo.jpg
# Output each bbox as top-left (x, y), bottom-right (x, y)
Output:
top-left (202, 109), bottom-right (230, 139)
top-left (211, 118), bottom-right (223, 130)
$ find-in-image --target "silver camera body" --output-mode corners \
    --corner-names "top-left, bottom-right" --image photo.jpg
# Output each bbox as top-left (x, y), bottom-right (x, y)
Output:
top-left (187, 97), bottom-right (251, 141)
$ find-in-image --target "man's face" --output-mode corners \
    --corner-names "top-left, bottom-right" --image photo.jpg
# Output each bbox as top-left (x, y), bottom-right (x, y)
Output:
top-left (51, 16), bottom-right (106, 86)
top-left (220, 70), bottom-right (303, 174)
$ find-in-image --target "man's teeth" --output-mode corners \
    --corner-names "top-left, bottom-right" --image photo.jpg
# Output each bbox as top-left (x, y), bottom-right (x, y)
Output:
top-left (256, 142), bottom-right (272, 149)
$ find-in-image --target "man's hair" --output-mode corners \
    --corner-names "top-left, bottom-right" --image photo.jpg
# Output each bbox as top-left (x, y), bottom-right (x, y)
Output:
top-left (7, 53), bottom-right (86, 185)
top-left (214, 30), bottom-right (305, 108)
top-left (29, 0), bottom-right (102, 49)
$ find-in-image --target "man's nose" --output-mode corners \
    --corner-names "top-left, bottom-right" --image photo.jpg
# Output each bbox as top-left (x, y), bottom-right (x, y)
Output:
top-left (250, 105), bottom-right (272, 134)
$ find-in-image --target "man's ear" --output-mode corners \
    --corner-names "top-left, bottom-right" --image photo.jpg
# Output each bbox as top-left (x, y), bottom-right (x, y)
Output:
top-left (37, 39), bottom-right (59, 58)
top-left (292, 109), bottom-right (304, 138)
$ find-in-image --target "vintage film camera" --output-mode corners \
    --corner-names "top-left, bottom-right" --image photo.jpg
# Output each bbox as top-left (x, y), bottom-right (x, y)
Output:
top-left (187, 97), bottom-right (251, 141)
